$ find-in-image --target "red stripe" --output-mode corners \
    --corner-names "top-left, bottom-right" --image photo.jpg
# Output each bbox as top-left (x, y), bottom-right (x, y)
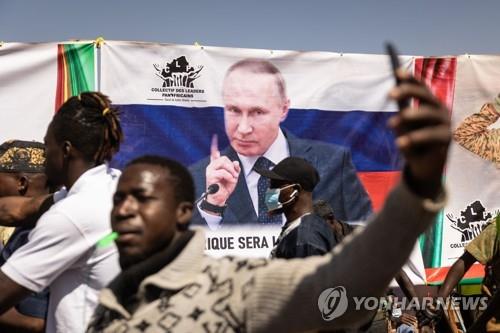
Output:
top-left (55, 44), bottom-right (66, 112)
top-left (426, 264), bottom-right (485, 284)
top-left (414, 57), bottom-right (457, 111)
top-left (358, 171), bottom-right (401, 211)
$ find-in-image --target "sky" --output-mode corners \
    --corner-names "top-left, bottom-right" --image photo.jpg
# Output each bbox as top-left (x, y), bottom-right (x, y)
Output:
top-left (1, 0), bottom-right (499, 56)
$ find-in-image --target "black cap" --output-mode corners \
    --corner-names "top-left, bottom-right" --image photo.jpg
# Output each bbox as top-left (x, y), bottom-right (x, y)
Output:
top-left (255, 157), bottom-right (320, 192)
top-left (0, 140), bottom-right (45, 173)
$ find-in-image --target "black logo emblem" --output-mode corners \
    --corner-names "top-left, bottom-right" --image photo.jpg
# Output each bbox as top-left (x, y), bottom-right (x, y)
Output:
top-left (447, 200), bottom-right (497, 242)
top-left (154, 56), bottom-right (203, 88)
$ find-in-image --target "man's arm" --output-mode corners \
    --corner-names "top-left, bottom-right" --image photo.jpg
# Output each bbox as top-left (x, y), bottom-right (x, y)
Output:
top-left (0, 270), bottom-right (31, 315)
top-left (0, 210), bottom-right (90, 315)
top-left (395, 270), bottom-right (418, 299)
top-left (0, 194), bottom-right (53, 227)
top-left (396, 269), bottom-right (436, 330)
top-left (249, 181), bottom-right (446, 332)
top-left (438, 251), bottom-right (477, 299)
top-left (0, 307), bottom-right (45, 333)
top-left (246, 71), bottom-right (451, 332)
top-left (453, 101), bottom-right (500, 163)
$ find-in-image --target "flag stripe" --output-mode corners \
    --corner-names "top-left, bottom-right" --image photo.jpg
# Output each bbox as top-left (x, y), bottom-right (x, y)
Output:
top-left (113, 104), bottom-right (402, 172)
top-left (358, 171), bottom-right (400, 211)
top-left (55, 43), bottom-right (95, 111)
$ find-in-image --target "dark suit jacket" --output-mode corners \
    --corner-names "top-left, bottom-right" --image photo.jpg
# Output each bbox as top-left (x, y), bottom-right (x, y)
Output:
top-left (189, 130), bottom-right (373, 227)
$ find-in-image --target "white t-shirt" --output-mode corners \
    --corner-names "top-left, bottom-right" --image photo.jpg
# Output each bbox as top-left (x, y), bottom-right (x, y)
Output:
top-left (1, 164), bottom-right (121, 333)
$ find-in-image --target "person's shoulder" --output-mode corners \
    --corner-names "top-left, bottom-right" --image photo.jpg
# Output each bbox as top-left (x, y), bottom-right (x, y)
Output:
top-left (46, 182), bottom-right (115, 230)
top-left (286, 133), bottom-right (349, 161)
top-left (189, 155), bottom-right (210, 173)
top-left (301, 214), bottom-right (332, 234)
top-left (479, 220), bottom-right (497, 237)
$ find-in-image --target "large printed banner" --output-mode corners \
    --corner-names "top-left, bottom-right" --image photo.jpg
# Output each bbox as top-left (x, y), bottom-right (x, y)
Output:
top-left (101, 41), bottom-right (410, 258)
top-left (2, 40), bottom-right (500, 284)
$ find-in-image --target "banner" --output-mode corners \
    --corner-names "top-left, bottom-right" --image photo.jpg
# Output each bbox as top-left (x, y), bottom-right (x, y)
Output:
top-left (0, 42), bottom-right (96, 143)
top-left (101, 40), bottom-right (410, 259)
top-left (425, 55), bottom-right (500, 284)
top-left (4, 40), bottom-right (499, 285)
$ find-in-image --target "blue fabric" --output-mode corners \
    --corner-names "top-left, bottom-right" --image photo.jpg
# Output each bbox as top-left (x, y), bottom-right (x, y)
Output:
top-left (0, 227), bottom-right (49, 319)
top-left (397, 324), bottom-right (417, 333)
top-left (111, 104), bottom-right (401, 172)
top-left (274, 214), bottom-right (337, 259)
top-left (189, 130), bottom-right (373, 226)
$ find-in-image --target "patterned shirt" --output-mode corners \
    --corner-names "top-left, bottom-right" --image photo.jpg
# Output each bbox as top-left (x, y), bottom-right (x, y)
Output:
top-left (0, 226), bottom-right (14, 247)
top-left (86, 182), bottom-right (445, 333)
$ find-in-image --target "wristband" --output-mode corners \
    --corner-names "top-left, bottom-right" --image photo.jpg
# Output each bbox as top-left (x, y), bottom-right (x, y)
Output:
top-left (200, 199), bottom-right (227, 216)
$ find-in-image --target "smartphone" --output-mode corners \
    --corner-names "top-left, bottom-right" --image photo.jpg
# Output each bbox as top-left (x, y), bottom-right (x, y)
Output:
top-left (385, 42), bottom-right (409, 110)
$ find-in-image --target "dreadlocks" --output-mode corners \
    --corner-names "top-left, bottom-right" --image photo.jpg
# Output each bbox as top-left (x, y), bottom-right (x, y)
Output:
top-left (51, 92), bottom-right (123, 164)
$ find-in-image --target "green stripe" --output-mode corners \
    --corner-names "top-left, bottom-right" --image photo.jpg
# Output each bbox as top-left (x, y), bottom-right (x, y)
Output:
top-left (428, 277), bottom-right (484, 286)
top-left (64, 43), bottom-right (95, 95)
top-left (420, 212), bottom-right (444, 268)
top-left (431, 210), bottom-right (444, 267)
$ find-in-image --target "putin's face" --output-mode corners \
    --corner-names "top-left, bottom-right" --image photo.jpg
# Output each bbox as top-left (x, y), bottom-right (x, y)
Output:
top-left (223, 69), bottom-right (289, 157)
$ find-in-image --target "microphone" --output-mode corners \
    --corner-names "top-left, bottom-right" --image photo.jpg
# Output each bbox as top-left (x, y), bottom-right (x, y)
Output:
top-left (195, 183), bottom-right (220, 204)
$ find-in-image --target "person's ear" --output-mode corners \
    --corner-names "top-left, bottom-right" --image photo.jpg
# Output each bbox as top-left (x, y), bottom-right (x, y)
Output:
top-left (17, 175), bottom-right (29, 196)
top-left (62, 141), bottom-right (72, 157)
top-left (279, 98), bottom-right (290, 122)
top-left (176, 201), bottom-right (194, 229)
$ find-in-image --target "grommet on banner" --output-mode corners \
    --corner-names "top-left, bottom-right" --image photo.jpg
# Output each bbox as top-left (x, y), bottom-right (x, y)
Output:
top-left (194, 41), bottom-right (204, 49)
top-left (95, 37), bottom-right (105, 48)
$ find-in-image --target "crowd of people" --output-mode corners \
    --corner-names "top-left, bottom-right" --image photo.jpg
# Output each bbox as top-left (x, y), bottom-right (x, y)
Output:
top-left (0, 57), bottom-right (498, 333)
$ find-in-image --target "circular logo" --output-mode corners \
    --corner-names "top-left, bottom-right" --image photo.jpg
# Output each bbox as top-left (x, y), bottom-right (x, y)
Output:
top-left (317, 286), bottom-right (348, 321)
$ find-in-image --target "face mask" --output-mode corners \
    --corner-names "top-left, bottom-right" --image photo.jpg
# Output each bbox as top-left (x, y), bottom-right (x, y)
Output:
top-left (265, 184), bottom-right (299, 213)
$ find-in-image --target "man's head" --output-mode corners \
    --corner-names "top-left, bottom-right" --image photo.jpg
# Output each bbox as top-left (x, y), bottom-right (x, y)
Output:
top-left (44, 92), bottom-right (123, 186)
top-left (256, 157), bottom-right (319, 217)
top-left (111, 155), bottom-right (194, 269)
top-left (223, 59), bottom-right (290, 157)
top-left (0, 140), bottom-right (48, 197)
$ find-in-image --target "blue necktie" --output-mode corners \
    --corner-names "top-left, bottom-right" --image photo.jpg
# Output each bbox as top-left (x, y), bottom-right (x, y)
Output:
top-left (254, 157), bottom-right (282, 225)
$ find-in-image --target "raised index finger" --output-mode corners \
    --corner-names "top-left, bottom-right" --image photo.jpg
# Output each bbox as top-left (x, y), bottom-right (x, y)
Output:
top-left (210, 134), bottom-right (220, 161)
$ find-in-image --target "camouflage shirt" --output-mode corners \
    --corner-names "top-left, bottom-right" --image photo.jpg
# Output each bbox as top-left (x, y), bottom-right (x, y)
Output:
top-left (453, 102), bottom-right (500, 168)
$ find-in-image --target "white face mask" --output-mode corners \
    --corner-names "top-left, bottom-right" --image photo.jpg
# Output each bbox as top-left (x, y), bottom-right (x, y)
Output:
top-left (264, 184), bottom-right (299, 212)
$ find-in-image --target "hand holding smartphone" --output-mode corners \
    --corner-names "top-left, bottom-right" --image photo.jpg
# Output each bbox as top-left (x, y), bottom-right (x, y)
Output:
top-left (386, 42), bottom-right (410, 111)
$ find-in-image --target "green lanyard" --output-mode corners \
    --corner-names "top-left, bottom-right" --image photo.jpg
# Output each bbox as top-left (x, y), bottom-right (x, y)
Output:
top-left (96, 231), bottom-right (118, 248)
